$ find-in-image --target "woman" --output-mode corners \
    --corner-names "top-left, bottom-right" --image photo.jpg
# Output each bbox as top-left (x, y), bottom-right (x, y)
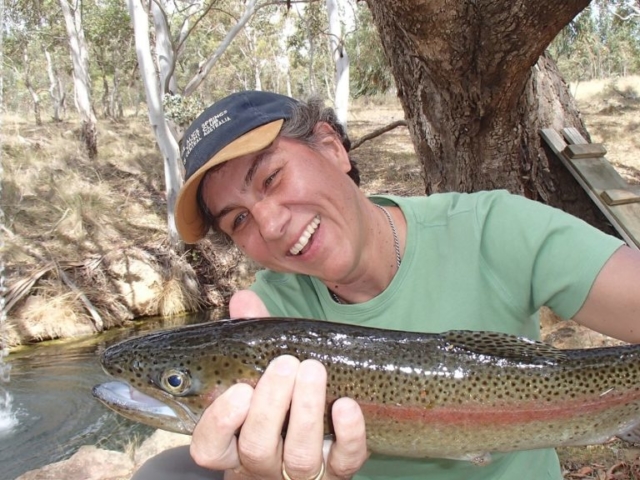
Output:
top-left (135, 90), bottom-right (640, 480)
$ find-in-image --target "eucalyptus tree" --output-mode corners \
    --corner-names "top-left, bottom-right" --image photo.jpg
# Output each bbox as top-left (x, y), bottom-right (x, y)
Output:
top-left (288, 1), bottom-right (331, 94)
top-left (84, 0), bottom-right (135, 119)
top-left (365, 0), bottom-right (620, 229)
top-left (4, 0), bottom-right (69, 122)
top-left (346, 4), bottom-right (393, 98)
top-left (59, 0), bottom-right (98, 158)
top-left (326, 0), bottom-right (350, 126)
top-left (128, 0), bottom-right (295, 247)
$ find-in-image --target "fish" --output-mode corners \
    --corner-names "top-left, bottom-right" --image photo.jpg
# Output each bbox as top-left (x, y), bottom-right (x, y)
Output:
top-left (92, 317), bottom-right (640, 463)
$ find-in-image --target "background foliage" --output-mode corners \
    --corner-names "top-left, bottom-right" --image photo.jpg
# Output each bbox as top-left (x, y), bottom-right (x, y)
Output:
top-left (2, 0), bottom-right (639, 120)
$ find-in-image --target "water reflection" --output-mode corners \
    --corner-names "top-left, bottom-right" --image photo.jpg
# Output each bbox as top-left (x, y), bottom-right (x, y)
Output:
top-left (0, 309), bottom-right (223, 480)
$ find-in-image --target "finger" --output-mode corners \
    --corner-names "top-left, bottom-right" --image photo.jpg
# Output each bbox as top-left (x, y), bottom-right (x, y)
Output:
top-left (237, 355), bottom-right (300, 476)
top-left (283, 359), bottom-right (327, 480)
top-left (326, 398), bottom-right (369, 479)
top-left (229, 290), bottom-right (270, 318)
top-left (190, 383), bottom-right (254, 470)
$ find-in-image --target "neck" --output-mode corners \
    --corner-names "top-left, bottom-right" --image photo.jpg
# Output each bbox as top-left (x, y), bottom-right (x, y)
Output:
top-left (326, 203), bottom-right (404, 304)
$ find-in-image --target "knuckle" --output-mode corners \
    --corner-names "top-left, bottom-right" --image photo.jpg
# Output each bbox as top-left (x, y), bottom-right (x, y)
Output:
top-left (329, 452), bottom-right (368, 479)
top-left (190, 442), bottom-right (222, 470)
top-left (210, 407), bottom-right (238, 431)
top-left (237, 437), bottom-right (273, 468)
top-left (284, 454), bottom-right (322, 479)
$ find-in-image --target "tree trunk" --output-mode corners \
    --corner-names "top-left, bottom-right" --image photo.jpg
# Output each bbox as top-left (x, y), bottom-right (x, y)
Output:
top-left (182, 0), bottom-right (258, 97)
top-left (22, 54), bottom-right (42, 126)
top-left (151, 0), bottom-right (178, 95)
top-left (44, 49), bottom-right (65, 122)
top-left (326, 0), bottom-right (350, 128)
top-left (127, 0), bottom-right (183, 248)
top-left (366, 0), bottom-right (613, 232)
top-left (59, 0), bottom-right (98, 159)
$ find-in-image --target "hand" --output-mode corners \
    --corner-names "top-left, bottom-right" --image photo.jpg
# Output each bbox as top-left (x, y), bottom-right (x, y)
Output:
top-left (190, 290), bottom-right (369, 479)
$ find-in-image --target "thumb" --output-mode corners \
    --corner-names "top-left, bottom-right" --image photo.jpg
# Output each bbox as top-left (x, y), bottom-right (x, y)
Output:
top-left (229, 289), bottom-right (271, 318)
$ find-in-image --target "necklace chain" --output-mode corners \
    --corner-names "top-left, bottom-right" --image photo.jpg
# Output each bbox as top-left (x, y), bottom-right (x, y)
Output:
top-left (330, 204), bottom-right (401, 304)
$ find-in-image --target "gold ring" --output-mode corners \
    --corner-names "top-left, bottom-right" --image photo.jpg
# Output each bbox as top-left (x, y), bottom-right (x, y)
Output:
top-left (282, 459), bottom-right (325, 480)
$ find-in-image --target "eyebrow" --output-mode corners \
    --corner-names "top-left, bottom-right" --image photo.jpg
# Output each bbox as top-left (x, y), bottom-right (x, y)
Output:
top-left (244, 149), bottom-right (273, 187)
top-left (211, 147), bottom-right (275, 223)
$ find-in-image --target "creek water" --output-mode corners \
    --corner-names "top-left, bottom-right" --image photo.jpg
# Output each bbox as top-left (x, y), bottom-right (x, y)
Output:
top-left (0, 310), bottom-right (222, 480)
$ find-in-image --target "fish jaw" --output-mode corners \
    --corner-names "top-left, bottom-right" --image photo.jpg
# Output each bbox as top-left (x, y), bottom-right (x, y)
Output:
top-left (92, 381), bottom-right (195, 434)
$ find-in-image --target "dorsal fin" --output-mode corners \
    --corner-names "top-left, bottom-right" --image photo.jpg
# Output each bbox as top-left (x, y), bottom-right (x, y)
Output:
top-left (441, 330), bottom-right (567, 362)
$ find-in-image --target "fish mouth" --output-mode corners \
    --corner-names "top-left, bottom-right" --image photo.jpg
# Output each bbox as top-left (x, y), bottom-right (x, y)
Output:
top-left (92, 381), bottom-right (194, 435)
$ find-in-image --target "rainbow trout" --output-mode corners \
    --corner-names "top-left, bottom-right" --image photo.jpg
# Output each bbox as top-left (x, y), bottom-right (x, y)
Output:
top-left (92, 318), bottom-right (640, 462)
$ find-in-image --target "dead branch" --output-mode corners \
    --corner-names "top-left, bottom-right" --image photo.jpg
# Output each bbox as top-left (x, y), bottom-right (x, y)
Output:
top-left (0, 225), bottom-right (104, 332)
top-left (351, 120), bottom-right (408, 150)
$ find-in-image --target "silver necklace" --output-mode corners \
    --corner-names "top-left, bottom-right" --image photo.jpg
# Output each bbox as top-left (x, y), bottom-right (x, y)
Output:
top-left (330, 204), bottom-right (401, 304)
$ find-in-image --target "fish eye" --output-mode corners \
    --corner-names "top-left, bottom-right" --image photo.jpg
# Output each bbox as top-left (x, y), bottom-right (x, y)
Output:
top-left (160, 369), bottom-right (191, 395)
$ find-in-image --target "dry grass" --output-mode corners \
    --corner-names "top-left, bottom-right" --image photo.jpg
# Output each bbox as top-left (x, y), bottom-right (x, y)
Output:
top-left (1, 116), bottom-right (236, 346)
top-left (571, 75), bottom-right (640, 185)
top-left (1, 77), bottom-right (639, 349)
top-left (1, 81), bottom-right (640, 476)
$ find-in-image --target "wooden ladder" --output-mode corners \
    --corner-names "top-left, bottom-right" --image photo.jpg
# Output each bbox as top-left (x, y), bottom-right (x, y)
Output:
top-left (540, 127), bottom-right (640, 250)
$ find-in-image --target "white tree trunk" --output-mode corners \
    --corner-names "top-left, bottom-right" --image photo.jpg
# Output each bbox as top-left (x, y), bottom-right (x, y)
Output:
top-left (44, 50), bottom-right (65, 121)
top-left (59, 0), bottom-right (98, 157)
top-left (183, 0), bottom-right (258, 96)
top-left (151, 0), bottom-right (178, 94)
top-left (326, 0), bottom-right (350, 128)
top-left (127, 0), bottom-right (183, 247)
top-left (20, 54), bottom-right (42, 125)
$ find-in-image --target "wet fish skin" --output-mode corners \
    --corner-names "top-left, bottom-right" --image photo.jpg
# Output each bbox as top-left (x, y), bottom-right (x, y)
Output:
top-left (93, 317), bottom-right (640, 461)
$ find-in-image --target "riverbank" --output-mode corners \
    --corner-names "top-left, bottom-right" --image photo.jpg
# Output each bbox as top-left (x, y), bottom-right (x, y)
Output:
top-left (2, 78), bottom-right (640, 479)
top-left (3, 78), bottom-right (639, 348)
top-left (1, 114), bottom-right (257, 348)
top-left (16, 429), bottom-right (191, 480)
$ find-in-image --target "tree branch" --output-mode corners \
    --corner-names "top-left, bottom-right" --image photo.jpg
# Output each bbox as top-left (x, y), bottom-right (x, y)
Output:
top-left (351, 120), bottom-right (407, 150)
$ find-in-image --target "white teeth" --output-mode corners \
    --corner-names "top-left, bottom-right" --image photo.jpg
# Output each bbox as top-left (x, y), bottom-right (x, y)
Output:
top-left (290, 216), bottom-right (320, 255)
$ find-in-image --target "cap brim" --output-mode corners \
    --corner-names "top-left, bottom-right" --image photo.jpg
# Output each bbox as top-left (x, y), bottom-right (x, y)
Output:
top-left (175, 119), bottom-right (284, 243)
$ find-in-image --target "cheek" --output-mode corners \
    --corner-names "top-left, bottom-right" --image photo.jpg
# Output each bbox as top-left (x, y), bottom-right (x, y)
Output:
top-left (233, 232), bottom-right (268, 260)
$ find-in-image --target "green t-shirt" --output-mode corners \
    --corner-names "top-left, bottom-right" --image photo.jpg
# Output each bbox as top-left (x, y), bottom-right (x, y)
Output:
top-left (250, 190), bottom-right (624, 480)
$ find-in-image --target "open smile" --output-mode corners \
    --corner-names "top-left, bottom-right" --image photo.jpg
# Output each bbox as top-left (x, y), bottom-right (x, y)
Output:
top-left (289, 215), bottom-right (320, 255)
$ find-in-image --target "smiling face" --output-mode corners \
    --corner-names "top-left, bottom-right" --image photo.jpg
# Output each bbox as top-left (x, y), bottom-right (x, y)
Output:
top-left (199, 123), bottom-right (371, 285)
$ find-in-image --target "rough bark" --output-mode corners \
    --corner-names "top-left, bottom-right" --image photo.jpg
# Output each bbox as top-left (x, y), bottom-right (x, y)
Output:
top-left (366, 0), bottom-right (613, 232)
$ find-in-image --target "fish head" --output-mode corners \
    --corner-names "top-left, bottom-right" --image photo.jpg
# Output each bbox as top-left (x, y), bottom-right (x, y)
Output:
top-left (93, 320), bottom-right (267, 434)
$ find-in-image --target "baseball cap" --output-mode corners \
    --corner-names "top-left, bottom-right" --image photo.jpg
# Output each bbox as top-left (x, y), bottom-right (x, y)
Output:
top-left (175, 90), bottom-right (298, 243)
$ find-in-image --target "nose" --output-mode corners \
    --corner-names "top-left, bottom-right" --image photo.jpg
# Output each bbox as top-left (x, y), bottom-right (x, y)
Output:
top-left (252, 198), bottom-right (289, 241)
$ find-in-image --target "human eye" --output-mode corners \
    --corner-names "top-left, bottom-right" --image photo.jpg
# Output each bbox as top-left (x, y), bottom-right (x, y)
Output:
top-left (232, 211), bottom-right (248, 231)
top-left (264, 169), bottom-right (280, 189)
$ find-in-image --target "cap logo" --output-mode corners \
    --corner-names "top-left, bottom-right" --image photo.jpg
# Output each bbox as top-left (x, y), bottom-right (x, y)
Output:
top-left (202, 109), bottom-right (230, 136)
top-left (181, 109), bottom-right (232, 165)
top-left (182, 128), bottom-right (202, 164)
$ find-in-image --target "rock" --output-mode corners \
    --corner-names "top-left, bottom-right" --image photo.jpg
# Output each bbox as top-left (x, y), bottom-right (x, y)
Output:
top-left (540, 307), bottom-right (623, 349)
top-left (103, 248), bottom-right (164, 316)
top-left (16, 445), bottom-right (133, 480)
top-left (14, 430), bottom-right (192, 480)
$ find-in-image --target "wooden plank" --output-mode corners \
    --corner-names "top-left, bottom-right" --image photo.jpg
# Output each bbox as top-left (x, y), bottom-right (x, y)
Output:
top-left (562, 127), bottom-right (589, 145)
top-left (540, 128), bottom-right (640, 249)
top-left (601, 189), bottom-right (640, 206)
top-left (563, 143), bottom-right (607, 159)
